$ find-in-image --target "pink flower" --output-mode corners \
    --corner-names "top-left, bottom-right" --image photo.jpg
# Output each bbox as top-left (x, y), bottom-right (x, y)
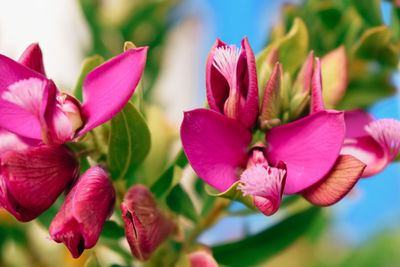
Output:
top-left (0, 43), bottom-right (148, 146)
top-left (181, 44), bottom-right (367, 214)
top-left (49, 166), bottom-right (115, 258)
top-left (206, 37), bottom-right (259, 129)
top-left (340, 109), bottom-right (400, 177)
top-left (0, 128), bottom-right (79, 222)
top-left (120, 185), bottom-right (175, 261)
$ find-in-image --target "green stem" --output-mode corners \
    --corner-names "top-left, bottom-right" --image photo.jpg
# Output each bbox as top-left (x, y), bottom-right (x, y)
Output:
top-left (186, 198), bottom-right (230, 246)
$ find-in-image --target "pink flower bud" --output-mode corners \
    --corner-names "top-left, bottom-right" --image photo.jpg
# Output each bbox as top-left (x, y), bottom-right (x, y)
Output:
top-left (0, 143), bottom-right (78, 222)
top-left (188, 247), bottom-right (218, 267)
top-left (120, 185), bottom-right (175, 261)
top-left (49, 166), bottom-right (115, 258)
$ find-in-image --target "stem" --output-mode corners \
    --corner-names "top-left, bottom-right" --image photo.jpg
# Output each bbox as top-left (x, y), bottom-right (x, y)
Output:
top-left (186, 198), bottom-right (230, 245)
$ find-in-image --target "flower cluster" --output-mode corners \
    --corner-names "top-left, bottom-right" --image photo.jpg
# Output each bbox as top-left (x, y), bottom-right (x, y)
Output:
top-left (181, 37), bottom-right (400, 216)
top-left (0, 43), bottom-right (148, 258)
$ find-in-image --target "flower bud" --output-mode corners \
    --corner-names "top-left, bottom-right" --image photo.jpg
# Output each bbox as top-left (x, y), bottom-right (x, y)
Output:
top-left (0, 144), bottom-right (79, 222)
top-left (206, 37), bottom-right (259, 129)
top-left (120, 185), bottom-right (175, 261)
top-left (188, 247), bottom-right (218, 267)
top-left (49, 166), bottom-right (115, 258)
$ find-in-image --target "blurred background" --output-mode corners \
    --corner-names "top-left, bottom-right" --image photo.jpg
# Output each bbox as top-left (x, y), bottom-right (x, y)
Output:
top-left (0, 0), bottom-right (399, 266)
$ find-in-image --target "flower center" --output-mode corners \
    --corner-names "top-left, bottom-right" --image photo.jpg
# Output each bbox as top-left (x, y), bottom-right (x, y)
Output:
top-left (238, 164), bottom-right (286, 199)
top-left (56, 93), bottom-right (83, 134)
top-left (365, 119), bottom-right (400, 159)
top-left (212, 45), bottom-right (245, 120)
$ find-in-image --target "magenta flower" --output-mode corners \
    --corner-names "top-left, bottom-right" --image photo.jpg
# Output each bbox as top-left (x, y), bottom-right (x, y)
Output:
top-left (120, 185), bottom-right (175, 261)
top-left (181, 108), bottom-right (345, 215)
top-left (0, 43), bottom-right (148, 146)
top-left (340, 109), bottom-right (400, 177)
top-left (206, 37), bottom-right (259, 129)
top-left (0, 128), bottom-right (79, 222)
top-left (182, 47), bottom-right (369, 214)
top-left (49, 166), bottom-right (115, 258)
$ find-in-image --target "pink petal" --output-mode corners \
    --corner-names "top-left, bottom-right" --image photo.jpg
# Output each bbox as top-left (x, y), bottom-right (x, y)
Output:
top-left (121, 185), bottom-right (175, 261)
top-left (301, 155), bottom-right (365, 206)
top-left (341, 136), bottom-right (385, 177)
top-left (294, 51), bottom-right (314, 93)
top-left (50, 166), bottom-right (115, 258)
top-left (266, 110), bottom-right (345, 194)
top-left (181, 109), bottom-right (252, 192)
top-left (344, 109), bottom-right (375, 139)
top-left (0, 55), bottom-right (51, 140)
top-left (237, 36), bottom-right (259, 128)
top-left (18, 43), bottom-right (46, 75)
top-left (1, 145), bottom-right (78, 222)
top-left (79, 47), bottom-right (148, 135)
top-left (206, 38), bottom-right (229, 113)
top-left (310, 58), bottom-right (324, 113)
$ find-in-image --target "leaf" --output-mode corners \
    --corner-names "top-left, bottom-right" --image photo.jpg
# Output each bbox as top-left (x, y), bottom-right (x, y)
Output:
top-left (151, 165), bottom-right (183, 198)
top-left (108, 101), bottom-right (151, 181)
top-left (353, 26), bottom-right (399, 67)
top-left (73, 55), bottom-right (104, 101)
top-left (206, 181), bottom-right (255, 210)
top-left (351, 0), bottom-right (382, 26)
top-left (37, 195), bottom-right (64, 229)
top-left (101, 220), bottom-right (125, 239)
top-left (166, 184), bottom-right (198, 222)
top-left (211, 206), bottom-right (321, 266)
top-left (392, 5), bottom-right (400, 40)
top-left (257, 17), bottom-right (309, 81)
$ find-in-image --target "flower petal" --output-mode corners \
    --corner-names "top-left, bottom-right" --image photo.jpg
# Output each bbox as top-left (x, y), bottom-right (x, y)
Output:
top-left (266, 110), bottom-right (345, 194)
top-left (121, 185), bottom-right (175, 261)
top-left (50, 166), bottom-right (115, 258)
top-left (18, 43), bottom-right (46, 75)
top-left (310, 58), bottom-right (324, 113)
top-left (79, 47), bottom-right (148, 135)
top-left (0, 55), bottom-right (50, 140)
top-left (206, 38), bottom-right (229, 113)
top-left (181, 109), bottom-right (252, 192)
top-left (2, 145), bottom-right (78, 221)
top-left (237, 37), bottom-right (259, 128)
top-left (344, 109), bottom-right (375, 139)
top-left (301, 155), bottom-right (365, 206)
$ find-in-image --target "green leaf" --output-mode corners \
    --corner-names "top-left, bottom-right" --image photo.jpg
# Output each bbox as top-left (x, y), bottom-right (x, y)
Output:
top-left (101, 220), bottom-right (125, 239)
top-left (108, 101), bottom-right (151, 181)
top-left (353, 26), bottom-right (399, 67)
top-left (392, 5), bottom-right (400, 40)
top-left (73, 55), bottom-right (104, 101)
top-left (351, 0), bottom-right (382, 26)
top-left (211, 206), bottom-right (321, 266)
top-left (206, 181), bottom-right (255, 210)
top-left (166, 184), bottom-right (198, 222)
top-left (151, 165), bottom-right (183, 198)
top-left (257, 17), bottom-right (309, 85)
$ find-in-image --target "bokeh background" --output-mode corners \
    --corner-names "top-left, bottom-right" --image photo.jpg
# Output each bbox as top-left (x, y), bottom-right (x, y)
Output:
top-left (0, 0), bottom-right (399, 266)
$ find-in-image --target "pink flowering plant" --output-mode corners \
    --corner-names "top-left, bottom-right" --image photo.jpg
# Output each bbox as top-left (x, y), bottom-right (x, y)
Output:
top-left (1, 9), bottom-right (400, 267)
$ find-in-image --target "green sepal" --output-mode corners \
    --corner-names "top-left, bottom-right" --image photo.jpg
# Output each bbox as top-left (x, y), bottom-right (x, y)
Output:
top-left (205, 181), bottom-right (256, 210)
